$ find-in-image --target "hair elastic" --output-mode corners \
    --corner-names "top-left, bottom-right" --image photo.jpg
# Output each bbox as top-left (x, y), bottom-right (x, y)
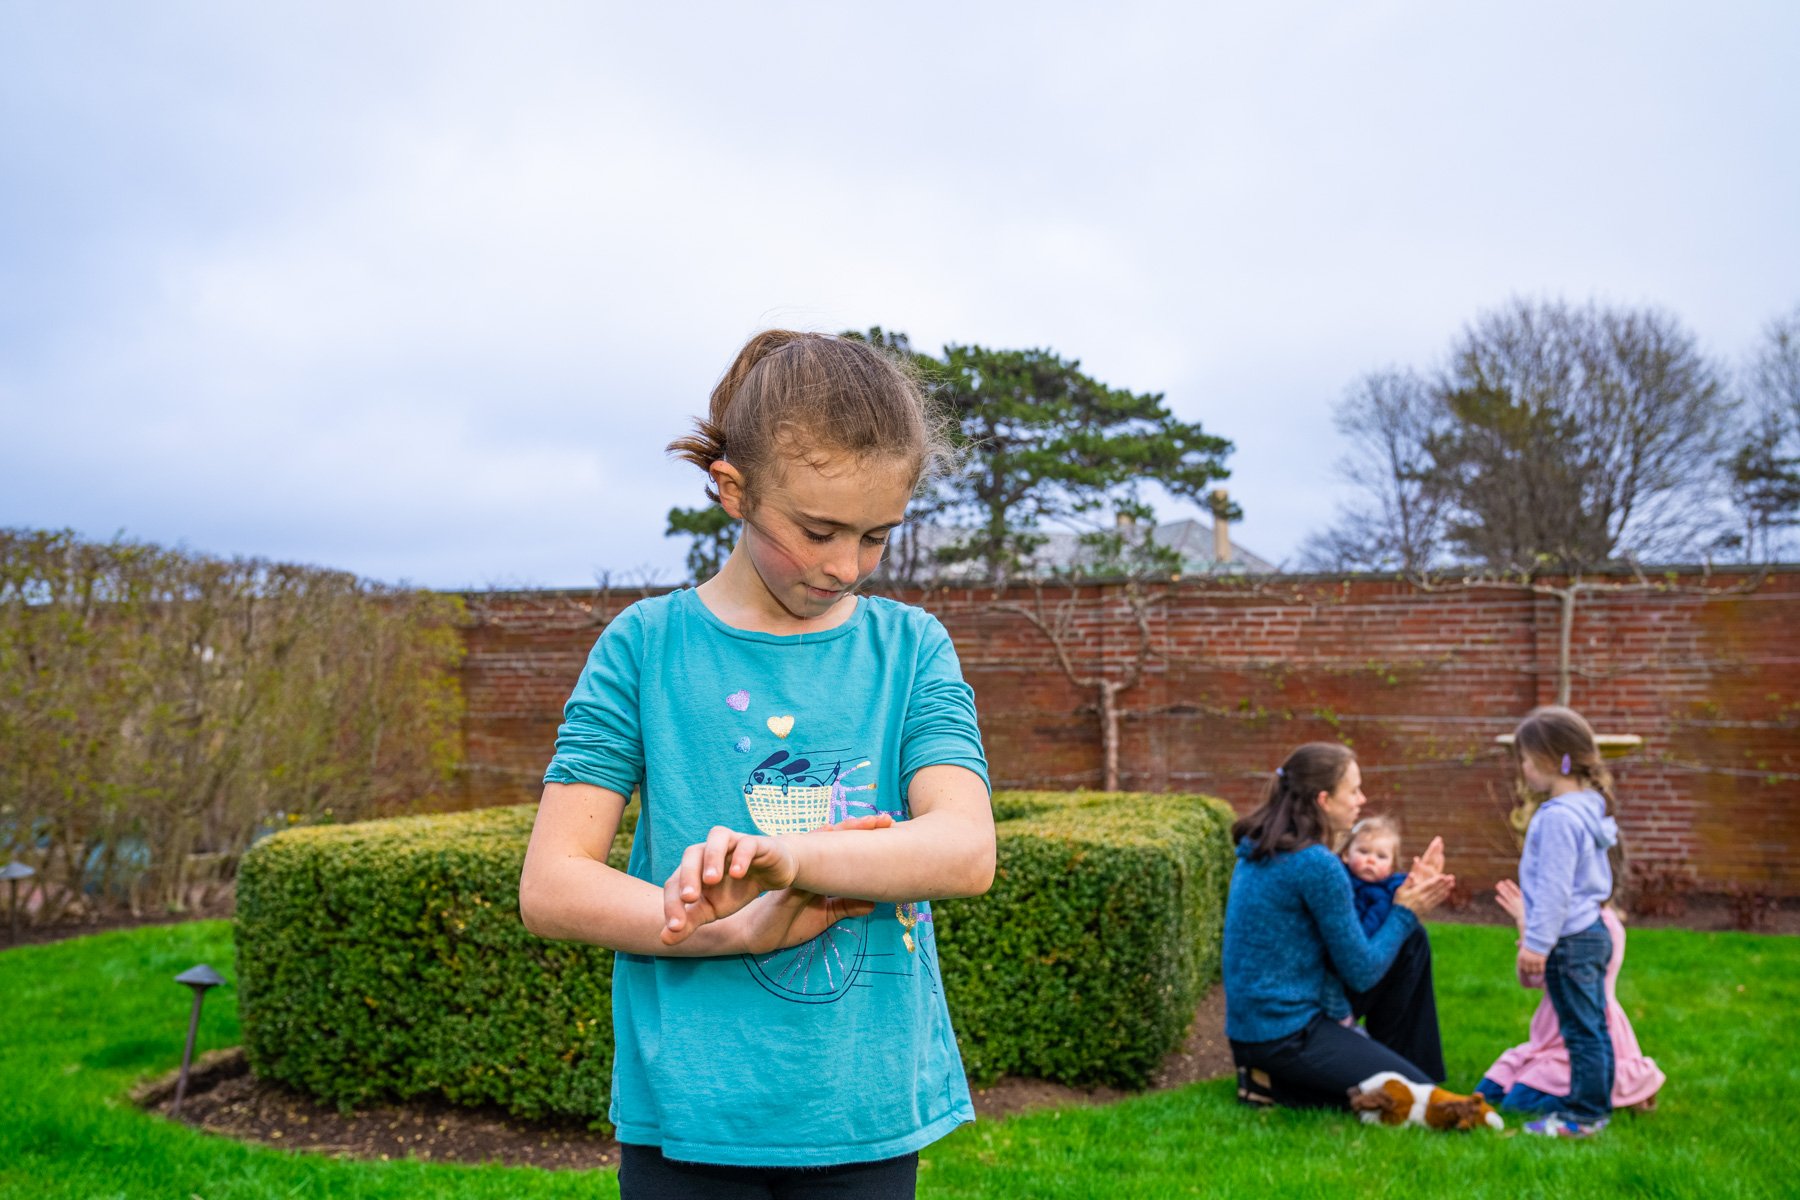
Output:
top-left (1275, 767), bottom-right (1285, 779)
top-left (1560, 753), bottom-right (1572, 776)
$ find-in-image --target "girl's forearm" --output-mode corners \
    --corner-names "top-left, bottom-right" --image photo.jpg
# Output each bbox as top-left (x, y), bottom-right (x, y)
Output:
top-left (521, 855), bottom-right (745, 956)
top-left (786, 808), bottom-right (995, 902)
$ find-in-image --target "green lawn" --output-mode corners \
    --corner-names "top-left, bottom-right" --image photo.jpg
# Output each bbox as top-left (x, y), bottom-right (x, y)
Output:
top-left (2, 920), bottom-right (1796, 1199)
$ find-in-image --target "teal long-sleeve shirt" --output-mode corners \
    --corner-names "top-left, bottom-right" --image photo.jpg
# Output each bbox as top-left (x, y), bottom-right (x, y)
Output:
top-left (1222, 839), bottom-right (1418, 1043)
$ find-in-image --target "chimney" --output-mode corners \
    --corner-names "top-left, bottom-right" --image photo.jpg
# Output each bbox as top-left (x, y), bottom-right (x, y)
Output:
top-left (1210, 488), bottom-right (1231, 564)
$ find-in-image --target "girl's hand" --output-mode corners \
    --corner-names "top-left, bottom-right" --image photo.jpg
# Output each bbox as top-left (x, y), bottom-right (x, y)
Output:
top-left (1409, 836), bottom-right (1447, 885)
top-left (1494, 879), bottom-right (1527, 930)
top-left (737, 888), bottom-right (877, 956)
top-left (660, 813), bottom-right (894, 946)
top-left (1516, 946), bottom-right (1547, 989)
top-left (1394, 871), bottom-right (1455, 916)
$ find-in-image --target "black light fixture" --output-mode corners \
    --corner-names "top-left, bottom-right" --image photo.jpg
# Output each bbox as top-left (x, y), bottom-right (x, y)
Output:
top-left (1, 861), bottom-right (33, 945)
top-left (170, 963), bottom-right (227, 1116)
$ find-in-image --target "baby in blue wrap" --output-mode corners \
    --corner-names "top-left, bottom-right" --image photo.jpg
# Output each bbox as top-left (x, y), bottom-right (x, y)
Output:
top-left (1343, 815), bottom-right (1408, 937)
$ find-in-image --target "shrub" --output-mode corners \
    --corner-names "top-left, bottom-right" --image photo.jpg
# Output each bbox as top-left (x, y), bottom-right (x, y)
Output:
top-left (938, 791), bottom-right (1236, 1088)
top-left (235, 790), bottom-right (1237, 1124)
top-left (235, 806), bottom-right (622, 1123)
top-left (0, 528), bottom-right (465, 921)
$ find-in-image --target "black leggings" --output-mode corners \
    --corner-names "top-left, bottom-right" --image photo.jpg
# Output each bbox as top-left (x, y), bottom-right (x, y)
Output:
top-left (1345, 922), bottom-right (1446, 1082)
top-left (619, 1144), bottom-right (919, 1200)
top-left (1232, 925), bottom-right (1446, 1109)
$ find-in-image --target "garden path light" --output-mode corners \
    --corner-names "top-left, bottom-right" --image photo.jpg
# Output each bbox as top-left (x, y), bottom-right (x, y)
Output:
top-left (170, 963), bottom-right (225, 1116)
top-left (2, 860), bottom-right (32, 945)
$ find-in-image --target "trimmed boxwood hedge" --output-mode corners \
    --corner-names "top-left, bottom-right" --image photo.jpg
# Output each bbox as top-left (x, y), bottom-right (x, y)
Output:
top-left (938, 791), bottom-right (1236, 1088)
top-left (234, 790), bottom-right (1235, 1125)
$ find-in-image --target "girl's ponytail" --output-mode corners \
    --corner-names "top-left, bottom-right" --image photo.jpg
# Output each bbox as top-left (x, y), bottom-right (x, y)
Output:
top-left (1512, 705), bottom-right (1629, 909)
top-left (667, 330), bottom-right (810, 501)
top-left (667, 330), bottom-right (948, 508)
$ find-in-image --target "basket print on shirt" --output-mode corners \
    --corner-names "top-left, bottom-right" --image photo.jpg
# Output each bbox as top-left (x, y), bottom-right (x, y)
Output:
top-left (740, 748), bottom-right (887, 1002)
top-left (741, 749), bottom-right (880, 834)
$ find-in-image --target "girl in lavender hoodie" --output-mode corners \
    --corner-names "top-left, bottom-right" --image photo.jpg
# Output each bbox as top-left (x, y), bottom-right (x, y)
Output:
top-left (1509, 706), bottom-right (1624, 1139)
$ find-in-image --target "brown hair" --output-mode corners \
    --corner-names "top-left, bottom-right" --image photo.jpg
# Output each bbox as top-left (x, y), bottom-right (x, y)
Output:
top-left (1345, 814), bottom-right (1401, 858)
top-left (1511, 705), bottom-right (1627, 904)
top-left (667, 330), bottom-right (955, 506)
top-left (1232, 742), bottom-right (1357, 862)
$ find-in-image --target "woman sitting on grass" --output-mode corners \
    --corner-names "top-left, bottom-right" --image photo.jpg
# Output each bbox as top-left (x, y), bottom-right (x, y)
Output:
top-left (1223, 742), bottom-right (1456, 1109)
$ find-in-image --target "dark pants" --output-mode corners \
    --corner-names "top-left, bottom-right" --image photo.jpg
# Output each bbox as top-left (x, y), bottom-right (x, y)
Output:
top-left (619, 1144), bottom-right (919, 1200)
top-left (1231, 925), bottom-right (1446, 1109)
top-left (1543, 919), bottom-right (1614, 1123)
top-left (1346, 924), bottom-right (1447, 1083)
top-left (1476, 1077), bottom-right (1561, 1112)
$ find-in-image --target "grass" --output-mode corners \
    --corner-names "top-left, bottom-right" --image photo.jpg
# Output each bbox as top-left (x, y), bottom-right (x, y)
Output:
top-left (2, 921), bottom-right (1796, 1199)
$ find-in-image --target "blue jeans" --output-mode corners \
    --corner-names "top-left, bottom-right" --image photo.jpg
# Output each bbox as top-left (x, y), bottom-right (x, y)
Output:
top-left (1542, 919), bottom-right (1614, 1123)
top-left (1476, 1077), bottom-right (1561, 1113)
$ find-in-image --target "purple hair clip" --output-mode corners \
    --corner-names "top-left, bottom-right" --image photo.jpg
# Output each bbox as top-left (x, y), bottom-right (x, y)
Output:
top-left (1275, 767), bottom-right (1285, 779)
top-left (1560, 753), bottom-right (1572, 776)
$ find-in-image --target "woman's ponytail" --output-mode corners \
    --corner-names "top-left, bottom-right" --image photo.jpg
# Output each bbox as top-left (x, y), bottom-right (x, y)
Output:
top-left (1231, 742), bottom-right (1356, 861)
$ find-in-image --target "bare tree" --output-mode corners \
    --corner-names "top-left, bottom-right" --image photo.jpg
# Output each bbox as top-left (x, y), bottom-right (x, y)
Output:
top-left (1432, 299), bottom-right (1731, 571)
top-left (1302, 368), bottom-right (1449, 572)
top-left (1724, 305), bottom-right (1800, 562)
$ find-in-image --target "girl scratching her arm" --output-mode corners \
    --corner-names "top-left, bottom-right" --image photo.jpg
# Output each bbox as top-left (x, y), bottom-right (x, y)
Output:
top-left (519, 331), bottom-right (995, 1199)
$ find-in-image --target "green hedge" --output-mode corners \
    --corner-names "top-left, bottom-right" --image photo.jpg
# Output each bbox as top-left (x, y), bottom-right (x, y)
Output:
top-left (234, 791), bottom-right (1236, 1125)
top-left (937, 791), bottom-right (1236, 1088)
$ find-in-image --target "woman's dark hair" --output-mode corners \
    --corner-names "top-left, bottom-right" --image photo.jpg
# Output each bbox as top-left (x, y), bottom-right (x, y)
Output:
top-left (666, 329), bottom-right (956, 508)
top-left (1231, 742), bottom-right (1357, 862)
top-left (1512, 705), bottom-right (1627, 906)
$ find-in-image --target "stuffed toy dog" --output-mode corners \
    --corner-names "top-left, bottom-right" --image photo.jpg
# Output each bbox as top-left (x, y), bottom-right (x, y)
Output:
top-left (1348, 1071), bottom-right (1504, 1131)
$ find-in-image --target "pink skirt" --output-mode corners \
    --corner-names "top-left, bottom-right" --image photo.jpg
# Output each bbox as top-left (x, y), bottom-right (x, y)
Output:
top-left (1482, 907), bottom-right (1665, 1108)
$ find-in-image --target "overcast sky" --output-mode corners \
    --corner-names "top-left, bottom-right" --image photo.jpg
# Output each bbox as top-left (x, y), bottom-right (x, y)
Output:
top-left (3, 1), bottom-right (1796, 589)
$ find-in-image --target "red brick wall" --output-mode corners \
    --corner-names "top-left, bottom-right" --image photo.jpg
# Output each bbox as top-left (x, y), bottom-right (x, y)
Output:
top-left (458, 569), bottom-right (1800, 896)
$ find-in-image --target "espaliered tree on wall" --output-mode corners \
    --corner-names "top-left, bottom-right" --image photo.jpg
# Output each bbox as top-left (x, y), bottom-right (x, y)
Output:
top-left (986, 580), bottom-right (1164, 793)
top-left (0, 529), bottom-right (465, 923)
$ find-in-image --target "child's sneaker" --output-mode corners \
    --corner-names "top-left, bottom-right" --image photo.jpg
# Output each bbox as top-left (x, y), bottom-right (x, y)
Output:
top-left (1522, 1115), bottom-right (1608, 1139)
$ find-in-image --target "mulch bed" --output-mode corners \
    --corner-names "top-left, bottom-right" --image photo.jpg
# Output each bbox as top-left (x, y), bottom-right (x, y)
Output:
top-left (6, 897), bottom-right (237, 950)
top-left (131, 987), bottom-right (1233, 1171)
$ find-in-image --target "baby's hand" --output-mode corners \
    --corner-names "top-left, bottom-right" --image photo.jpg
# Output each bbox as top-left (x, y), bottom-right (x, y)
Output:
top-left (1516, 946), bottom-right (1547, 989)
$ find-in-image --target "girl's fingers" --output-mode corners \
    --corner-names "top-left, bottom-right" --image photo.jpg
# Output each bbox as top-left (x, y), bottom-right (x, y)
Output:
top-left (701, 825), bottom-right (735, 885)
top-left (729, 835), bottom-right (760, 880)
top-left (828, 813), bottom-right (894, 831)
top-left (663, 868), bottom-right (692, 938)
top-left (676, 841), bottom-right (707, 904)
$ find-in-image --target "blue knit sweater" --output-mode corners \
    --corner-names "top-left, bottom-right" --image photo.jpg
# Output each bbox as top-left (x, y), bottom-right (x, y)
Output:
top-left (1223, 840), bottom-right (1419, 1043)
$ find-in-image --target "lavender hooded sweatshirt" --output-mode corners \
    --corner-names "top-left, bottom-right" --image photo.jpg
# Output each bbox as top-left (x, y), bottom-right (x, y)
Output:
top-left (1519, 789), bottom-right (1619, 955)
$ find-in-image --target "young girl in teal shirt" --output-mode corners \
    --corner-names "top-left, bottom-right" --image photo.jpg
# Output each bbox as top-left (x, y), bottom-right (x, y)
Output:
top-left (519, 330), bottom-right (996, 1199)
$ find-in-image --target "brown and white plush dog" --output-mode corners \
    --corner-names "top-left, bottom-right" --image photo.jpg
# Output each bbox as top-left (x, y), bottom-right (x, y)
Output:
top-left (1348, 1072), bottom-right (1505, 1131)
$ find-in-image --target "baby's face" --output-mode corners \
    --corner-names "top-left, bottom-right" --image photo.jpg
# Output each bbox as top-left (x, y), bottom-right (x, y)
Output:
top-left (1344, 834), bottom-right (1398, 883)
